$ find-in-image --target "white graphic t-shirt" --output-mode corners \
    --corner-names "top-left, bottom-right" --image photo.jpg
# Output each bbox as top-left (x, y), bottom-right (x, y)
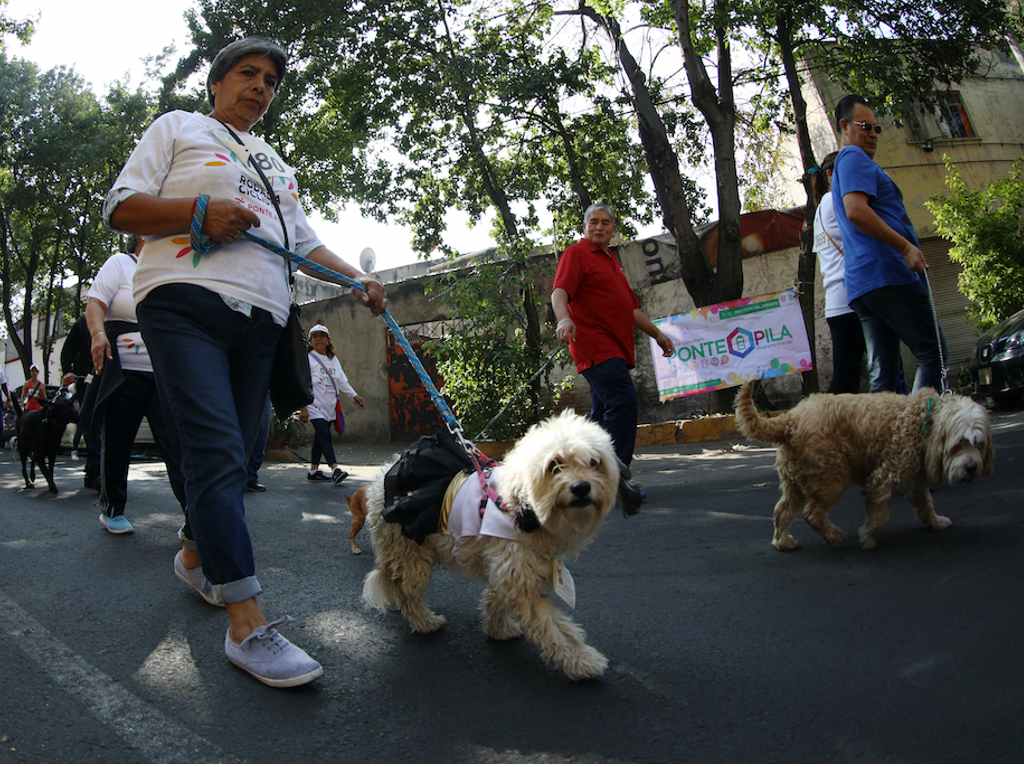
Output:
top-left (308, 350), bottom-right (358, 421)
top-left (103, 111), bottom-right (323, 326)
top-left (86, 253), bottom-right (152, 373)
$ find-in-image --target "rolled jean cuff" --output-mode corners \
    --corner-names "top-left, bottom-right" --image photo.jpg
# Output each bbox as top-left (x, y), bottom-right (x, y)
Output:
top-left (177, 526), bottom-right (198, 553)
top-left (214, 575), bottom-right (263, 605)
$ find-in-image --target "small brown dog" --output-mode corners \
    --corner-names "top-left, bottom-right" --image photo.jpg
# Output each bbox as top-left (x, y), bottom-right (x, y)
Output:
top-left (345, 486), bottom-right (369, 554)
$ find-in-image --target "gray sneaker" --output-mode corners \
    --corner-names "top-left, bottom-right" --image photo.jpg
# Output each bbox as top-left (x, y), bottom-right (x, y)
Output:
top-left (224, 617), bottom-right (323, 688)
top-left (173, 550), bottom-right (224, 607)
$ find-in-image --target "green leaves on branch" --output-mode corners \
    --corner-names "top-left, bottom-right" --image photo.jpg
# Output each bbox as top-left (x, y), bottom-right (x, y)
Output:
top-left (926, 160), bottom-right (1024, 330)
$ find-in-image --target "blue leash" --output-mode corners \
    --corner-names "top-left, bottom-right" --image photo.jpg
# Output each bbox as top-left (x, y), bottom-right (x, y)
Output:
top-left (192, 204), bottom-right (541, 522)
top-left (189, 201), bottom-right (461, 434)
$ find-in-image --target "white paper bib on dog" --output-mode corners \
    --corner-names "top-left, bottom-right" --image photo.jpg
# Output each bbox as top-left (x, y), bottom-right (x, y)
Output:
top-left (446, 468), bottom-right (521, 541)
top-left (552, 561), bottom-right (576, 609)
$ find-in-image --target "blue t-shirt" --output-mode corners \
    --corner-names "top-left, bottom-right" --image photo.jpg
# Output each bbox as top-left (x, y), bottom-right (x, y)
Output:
top-left (831, 145), bottom-right (924, 302)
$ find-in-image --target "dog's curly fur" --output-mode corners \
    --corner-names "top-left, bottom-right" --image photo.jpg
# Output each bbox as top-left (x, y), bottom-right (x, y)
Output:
top-left (361, 410), bottom-right (620, 680)
top-left (735, 382), bottom-right (993, 551)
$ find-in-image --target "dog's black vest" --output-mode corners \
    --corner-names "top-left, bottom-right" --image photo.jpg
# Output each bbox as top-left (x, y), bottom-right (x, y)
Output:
top-left (383, 430), bottom-right (475, 543)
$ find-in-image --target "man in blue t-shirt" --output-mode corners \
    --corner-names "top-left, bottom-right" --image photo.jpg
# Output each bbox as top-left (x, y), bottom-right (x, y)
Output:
top-left (830, 94), bottom-right (947, 393)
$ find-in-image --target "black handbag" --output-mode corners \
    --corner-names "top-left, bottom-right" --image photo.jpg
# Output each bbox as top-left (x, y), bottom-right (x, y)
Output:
top-left (219, 121), bottom-right (313, 418)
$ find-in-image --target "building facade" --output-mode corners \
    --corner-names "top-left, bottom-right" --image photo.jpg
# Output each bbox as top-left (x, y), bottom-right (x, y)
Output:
top-left (778, 46), bottom-right (1024, 383)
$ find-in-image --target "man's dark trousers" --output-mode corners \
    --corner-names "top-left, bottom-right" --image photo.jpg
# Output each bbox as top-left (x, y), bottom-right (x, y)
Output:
top-left (581, 357), bottom-right (638, 466)
top-left (851, 283), bottom-right (947, 393)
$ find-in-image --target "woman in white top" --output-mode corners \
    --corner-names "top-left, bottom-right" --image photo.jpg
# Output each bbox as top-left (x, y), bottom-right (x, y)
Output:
top-left (85, 236), bottom-right (187, 535)
top-left (302, 324), bottom-right (365, 484)
top-left (814, 151), bottom-right (866, 394)
top-left (103, 37), bottom-right (385, 688)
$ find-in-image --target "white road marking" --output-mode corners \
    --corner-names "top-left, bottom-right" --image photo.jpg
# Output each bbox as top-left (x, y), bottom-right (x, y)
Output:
top-left (0, 588), bottom-right (233, 763)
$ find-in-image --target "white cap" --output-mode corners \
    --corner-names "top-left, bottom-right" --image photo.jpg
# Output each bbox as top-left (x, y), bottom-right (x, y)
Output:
top-left (308, 324), bottom-right (330, 338)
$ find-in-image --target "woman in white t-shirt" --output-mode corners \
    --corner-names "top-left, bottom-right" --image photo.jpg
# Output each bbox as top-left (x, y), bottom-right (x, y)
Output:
top-left (814, 151), bottom-right (866, 394)
top-left (103, 37), bottom-right (385, 688)
top-left (85, 236), bottom-right (187, 535)
top-left (302, 324), bottom-right (365, 484)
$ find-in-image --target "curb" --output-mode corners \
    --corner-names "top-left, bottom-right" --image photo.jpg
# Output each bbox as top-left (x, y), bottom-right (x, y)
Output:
top-left (636, 414), bottom-right (738, 447)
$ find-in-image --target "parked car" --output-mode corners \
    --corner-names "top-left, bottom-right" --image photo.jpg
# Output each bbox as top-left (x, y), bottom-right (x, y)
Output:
top-left (972, 307), bottom-right (1024, 407)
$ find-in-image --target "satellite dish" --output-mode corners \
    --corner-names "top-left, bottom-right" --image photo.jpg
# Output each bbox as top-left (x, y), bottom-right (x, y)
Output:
top-left (359, 247), bottom-right (377, 275)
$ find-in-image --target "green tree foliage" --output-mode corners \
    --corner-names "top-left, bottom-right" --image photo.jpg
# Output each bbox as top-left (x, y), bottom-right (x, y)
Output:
top-left (926, 160), bottom-right (1024, 330)
top-left (0, 53), bottom-right (152, 378)
top-left (0, 0), bottom-right (33, 50)
top-left (166, 0), bottom-right (655, 434)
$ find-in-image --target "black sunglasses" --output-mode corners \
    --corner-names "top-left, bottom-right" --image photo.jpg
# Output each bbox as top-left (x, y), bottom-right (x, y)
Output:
top-left (852, 120), bottom-right (883, 135)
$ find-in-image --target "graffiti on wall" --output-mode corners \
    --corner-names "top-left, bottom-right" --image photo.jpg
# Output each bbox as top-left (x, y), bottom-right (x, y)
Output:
top-left (386, 329), bottom-right (447, 442)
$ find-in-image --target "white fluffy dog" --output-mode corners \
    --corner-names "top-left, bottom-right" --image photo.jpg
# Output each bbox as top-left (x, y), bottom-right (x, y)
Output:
top-left (362, 410), bottom-right (620, 680)
top-left (735, 383), bottom-right (993, 551)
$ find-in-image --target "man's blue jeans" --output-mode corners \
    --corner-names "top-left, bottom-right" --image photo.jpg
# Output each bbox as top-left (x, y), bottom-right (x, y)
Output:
top-left (850, 283), bottom-right (948, 393)
top-left (137, 284), bottom-right (281, 604)
top-left (581, 357), bottom-right (638, 466)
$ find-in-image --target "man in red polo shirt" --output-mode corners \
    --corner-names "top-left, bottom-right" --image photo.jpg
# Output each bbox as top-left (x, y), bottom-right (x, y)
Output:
top-left (551, 203), bottom-right (674, 514)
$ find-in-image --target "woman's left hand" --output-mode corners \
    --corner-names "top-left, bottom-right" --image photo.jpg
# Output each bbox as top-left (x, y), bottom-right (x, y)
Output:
top-left (353, 395), bottom-right (366, 409)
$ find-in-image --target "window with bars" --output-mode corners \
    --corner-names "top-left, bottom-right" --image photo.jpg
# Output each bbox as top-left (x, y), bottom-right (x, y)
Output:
top-left (934, 91), bottom-right (977, 139)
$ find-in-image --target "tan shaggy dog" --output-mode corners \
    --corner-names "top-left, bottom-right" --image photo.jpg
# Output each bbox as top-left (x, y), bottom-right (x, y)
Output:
top-left (362, 410), bottom-right (620, 680)
top-left (735, 382), bottom-right (993, 551)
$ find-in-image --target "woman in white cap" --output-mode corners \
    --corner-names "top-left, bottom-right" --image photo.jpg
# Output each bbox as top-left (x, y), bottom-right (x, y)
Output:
top-left (302, 323), bottom-right (364, 484)
top-left (103, 36), bottom-right (384, 688)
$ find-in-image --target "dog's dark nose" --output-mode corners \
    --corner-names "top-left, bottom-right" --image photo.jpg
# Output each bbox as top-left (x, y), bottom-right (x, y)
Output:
top-left (570, 480), bottom-right (591, 498)
top-left (965, 463), bottom-right (977, 480)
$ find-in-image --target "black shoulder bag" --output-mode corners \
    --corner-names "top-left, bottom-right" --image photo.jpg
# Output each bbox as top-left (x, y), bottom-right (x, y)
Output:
top-left (219, 121), bottom-right (313, 419)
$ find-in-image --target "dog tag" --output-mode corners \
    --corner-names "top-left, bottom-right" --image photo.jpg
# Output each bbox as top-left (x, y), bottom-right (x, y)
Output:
top-left (552, 561), bottom-right (576, 610)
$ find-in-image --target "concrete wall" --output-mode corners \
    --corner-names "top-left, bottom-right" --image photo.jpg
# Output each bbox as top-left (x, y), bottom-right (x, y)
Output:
top-left (304, 235), bottom-right (829, 441)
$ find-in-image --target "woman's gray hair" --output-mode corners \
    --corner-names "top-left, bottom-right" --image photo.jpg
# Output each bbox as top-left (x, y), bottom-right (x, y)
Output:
top-left (207, 36), bottom-right (287, 106)
top-left (583, 202), bottom-right (617, 228)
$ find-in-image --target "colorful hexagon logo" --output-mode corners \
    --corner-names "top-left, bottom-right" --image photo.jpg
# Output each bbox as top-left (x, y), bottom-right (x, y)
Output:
top-left (726, 327), bottom-right (755, 358)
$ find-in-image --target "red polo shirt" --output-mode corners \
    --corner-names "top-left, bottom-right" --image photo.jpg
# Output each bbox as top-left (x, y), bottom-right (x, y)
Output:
top-left (553, 238), bottom-right (640, 373)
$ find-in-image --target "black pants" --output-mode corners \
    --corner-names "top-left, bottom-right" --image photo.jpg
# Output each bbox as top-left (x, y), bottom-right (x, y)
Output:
top-left (248, 397), bottom-right (271, 482)
top-left (310, 418), bottom-right (337, 467)
top-left (581, 357), bottom-right (638, 466)
top-left (81, 377), bottom-right (102, 482)
top-left (100, 370), bottom-right (186, 516)
top-left (825, 313), bottom-right (866, 394)
top-left (851, 283), bottom-right (947, 393)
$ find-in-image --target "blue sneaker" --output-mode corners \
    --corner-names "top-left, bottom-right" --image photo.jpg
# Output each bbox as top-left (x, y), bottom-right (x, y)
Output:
top-left (99, 513), bottom-right (134, 535)
top-left (225, 617), bottom-right (323, 688)
top-left (173, 550), bottom-right (224, 607)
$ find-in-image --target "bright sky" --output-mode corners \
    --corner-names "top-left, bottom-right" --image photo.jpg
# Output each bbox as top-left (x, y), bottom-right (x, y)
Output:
top-left (5, 0), bottom-right (501, 273)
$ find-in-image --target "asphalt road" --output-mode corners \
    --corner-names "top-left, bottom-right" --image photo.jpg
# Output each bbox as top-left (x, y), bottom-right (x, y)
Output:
top-left (1, 412), bottom-right (1023, 763)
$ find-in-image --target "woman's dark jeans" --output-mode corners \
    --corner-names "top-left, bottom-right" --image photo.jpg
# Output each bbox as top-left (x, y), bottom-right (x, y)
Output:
top-left (851, 283), bottom-right (948, 393)
top-left (310, 418), bottom-right (337, 466)
top-left (100, 370), bottom-right (187, 516)
top-left (825, 312), bottom-right (866, 394)
top-left (137, 284), bottom-right (281, 604)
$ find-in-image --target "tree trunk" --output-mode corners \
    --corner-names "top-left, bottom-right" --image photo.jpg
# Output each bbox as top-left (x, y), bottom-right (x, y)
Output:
top-left (41, 266), bottom-right (57, 386)
top-left (0, 203), bottom-right (34, 376)
top-left (548, 100), bottom-right (593, 216)
top-left (777, 14), bottom-right (820, 393)
top-left (673, 0), bottom-right (743, 304)
top-left (573, 5), bottom-right (710, 305)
